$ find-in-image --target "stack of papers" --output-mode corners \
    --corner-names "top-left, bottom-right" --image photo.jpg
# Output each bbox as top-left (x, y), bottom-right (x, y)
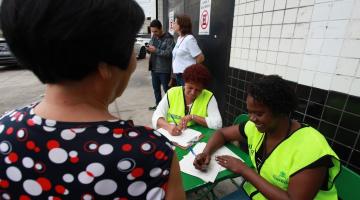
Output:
top-left (156, 128), bottom-right (202, 148)
top-left (179, 142), bottom-right (243, 182)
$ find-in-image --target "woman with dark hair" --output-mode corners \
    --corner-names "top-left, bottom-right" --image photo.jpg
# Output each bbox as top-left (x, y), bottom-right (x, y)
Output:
top-left (172, 14), bottom-right (205, 86)
top-left (152, 64), bottom-right (222, 135)
top-left (194, 75), bottom-right (340, 200)
top-left (0, 0), bottom-right (185, 199)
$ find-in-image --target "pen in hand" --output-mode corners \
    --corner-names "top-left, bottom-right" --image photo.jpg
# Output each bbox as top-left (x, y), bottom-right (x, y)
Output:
top-left (189, 146), bottom-right (197, 156)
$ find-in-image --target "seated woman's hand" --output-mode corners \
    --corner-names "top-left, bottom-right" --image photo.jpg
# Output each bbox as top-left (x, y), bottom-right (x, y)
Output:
top-left (167, 124), bottom-right (182, 136)
top-left (215, 155), bottom-right (244, 174)
top-left (193, 152), bottom-right (210, 171)
top-left (179, 115), bottom-right (192, 130)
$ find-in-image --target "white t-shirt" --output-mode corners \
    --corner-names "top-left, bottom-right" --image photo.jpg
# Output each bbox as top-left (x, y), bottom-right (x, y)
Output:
top-left (151, 92), bottom-right (223, 130)
top-left (172, 34), bottom-right (202, 74)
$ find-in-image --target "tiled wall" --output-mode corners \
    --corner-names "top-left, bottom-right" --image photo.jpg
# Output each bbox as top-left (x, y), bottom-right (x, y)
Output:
top-left (227, 0), bottom-right (360, 173)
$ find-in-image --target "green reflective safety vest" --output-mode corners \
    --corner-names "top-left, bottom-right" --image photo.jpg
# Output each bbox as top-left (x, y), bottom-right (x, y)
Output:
top-left (166, 86), bottom-right (213, 126)
top-left (243, 121), bottom-right (340, 200)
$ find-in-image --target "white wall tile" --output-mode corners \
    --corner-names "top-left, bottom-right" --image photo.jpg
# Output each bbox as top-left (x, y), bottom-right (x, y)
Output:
top-left (329, 0), bottom-right (353, 20)
top-left (230, 57), bottom-right (235, 67)
top-left (294, 23), bottom-right (310, 38)
top-left (298, 69), bottom-right (315, 85)
top-left (268, 38), bottom-right (280, 51)
top-left (241, 48), bottom-right (250, 59)
top-left (249, 49), bottom-right (258, 60)
top-left (237, 27), bottom-right (244, 37)
top-left (274, 0), bottom-right (286, 10)
top-left (308, 21), bottom-right (327, 38)
top-left (240, 59), bottom-right (248, 70)
top-left (286, 0), bottom-right (300, 8)
top-left (341, 39), bottom-right (360, 58)
top-left (291, 39), bottom-right (306, 53)
top-left (236, 38), bottom-right (243, 47)
top-left (250, 37), bottom-right (259, 49)
top-left (248, 60), bottom-right (256, 71)
top-left (233, 16), bottom-right (238, 27)
top-left (346, 20), bottom-right (360, 39)
top-left (325, 20), bottom-right (348, 38)
top-left (318, 56), bottom-right (337, 73)
top-left (312, 2), bottom-right (332, 21)
top-left (266, 51), bottom-right (278, 64)
top-left (270, 25), bottom-right (282, 37)
top-left (244, 27), bottom-right (252, 37)
top-left (245, 2), bottom-right (255, 14)
top-left (284, 8), bottom-right (298, 23)
top-left (279, 38), bottom-right (292, 52)
top-left (313, 72), bottom-right (332, 90)
top-left (259, 38), bottom-right (269, 50)
top-left (321, 39), bottom-right (343, 56)
top-left (265, 64), bottom-right (276, 75)
top-left (350, 77), bottom-right (360, 96)
top-left (352, 0), bottom-right (360, 19)
top-left (253, 13), bottom-right (263, 25)
top-left (264, 0), bottom-right (275, 11)
top-left (275, 65), bottom-right (287, 77)
top-left (356, 62), bottom-right (360, 77)
top-left (238, 4), bottom-right (246, 15)
top-left (330, 75), bottom-right (352, 93)
top-left (277, 52), bottom-right (290, 65)
top-left (254, 0), bottom-right (264, 13)
top-left (288, 53), bottom-right (303, 67)
top-left (300, 0), bottom-right (315, 6)
top-left (242, 37), bottom-right (251, 48)
top-left (297, 6), bottom-right (314, 22)
top-left (285, 66), bottom-right (300, 82)
top-left (251, 26), bottom-right (261, 37)
top-left (245, 14), bottom-right (254, 26)
top-left (281, 24), bottom-right (295, 38)
top-left (336, 58), bottom-right (359, 76)
top-left (257, 50), bottom-right (267, 62)
top-left (272, 10), bottom-right (285, 24)
top-left (303, 54), bottom-right (320, 70)
top-left (255, 61), bottom-right (267, 73)
top-left (315, 0), bottom-right (330, 3)
top-left (238, 15), bottom-right (245, 26)
top-left (231, 38), bottom-right (236, 48)
top-left (262, 12), bottom-right (273, 25)
top-left (260, 25), bottom-right (271, 37)
top-left (305, 38), bottom-right (323, 54)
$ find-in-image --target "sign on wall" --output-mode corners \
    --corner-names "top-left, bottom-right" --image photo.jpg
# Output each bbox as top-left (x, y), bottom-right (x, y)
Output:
top-left (198, 0), bottom-right (211, 35)
top-left (169, 10), bottom-right (175, 35)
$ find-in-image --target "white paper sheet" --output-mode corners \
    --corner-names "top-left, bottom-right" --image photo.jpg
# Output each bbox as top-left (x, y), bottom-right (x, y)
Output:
top-left (156, 128), bottom-right (202, 147)
top-left (179, 142), bottom-right (244, 182)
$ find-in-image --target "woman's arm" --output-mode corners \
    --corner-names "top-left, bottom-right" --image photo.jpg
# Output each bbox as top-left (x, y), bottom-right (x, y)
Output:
top-left (204, 97), bottom-right (222, 129)
top-left (194, 125), bottom-right (244, 170)
top-left (216, 156), bottom-right (328, 200)
top-left (166, 153), bottom-right (186, 200)
top-left (152, 95), bottom-right (182, 135)
top-left (195, 53), bottom-right (205, 63)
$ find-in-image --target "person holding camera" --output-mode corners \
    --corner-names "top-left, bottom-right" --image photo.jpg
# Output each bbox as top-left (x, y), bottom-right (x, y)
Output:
top-left (147, 20), bottom-right (175, 110)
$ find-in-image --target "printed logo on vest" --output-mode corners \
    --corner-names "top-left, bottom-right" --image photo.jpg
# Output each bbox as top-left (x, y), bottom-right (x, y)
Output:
top-left (273, 171), bottom-right (289, 185)
top-left (248, 144), bottom-right (255, 155)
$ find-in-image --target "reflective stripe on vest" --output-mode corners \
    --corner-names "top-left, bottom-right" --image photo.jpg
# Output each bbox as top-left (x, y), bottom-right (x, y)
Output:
top-left (166, 86), bottom-right (213, 126)
top-left (243, 121), bottom-right (340, 200)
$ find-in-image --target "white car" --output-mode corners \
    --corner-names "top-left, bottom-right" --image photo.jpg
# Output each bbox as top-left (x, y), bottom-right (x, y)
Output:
top-left (134, 35), bottom-right (151, 59)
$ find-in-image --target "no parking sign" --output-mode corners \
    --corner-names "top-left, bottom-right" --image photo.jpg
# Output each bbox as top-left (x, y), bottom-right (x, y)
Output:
top-left (198, 0), bottom-right (211, 35)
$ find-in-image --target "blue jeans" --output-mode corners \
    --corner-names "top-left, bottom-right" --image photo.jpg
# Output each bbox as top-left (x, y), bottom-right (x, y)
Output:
top-left (151, 72), bottom-right (170, 105)
top-left (175, 73), bottom-right (184, 86)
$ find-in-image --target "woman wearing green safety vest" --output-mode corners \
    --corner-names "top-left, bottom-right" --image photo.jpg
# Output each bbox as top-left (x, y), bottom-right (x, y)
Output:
top-left (152, 64), bottom-right (222, 135)
top-left (194, 75), bottom-right (340, 200)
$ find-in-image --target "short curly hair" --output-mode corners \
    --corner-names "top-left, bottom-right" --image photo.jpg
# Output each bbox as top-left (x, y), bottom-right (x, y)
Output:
top-left (183, 64), bottom-right (211, 87)
top-left (247, 75), bottom-right (298, 116)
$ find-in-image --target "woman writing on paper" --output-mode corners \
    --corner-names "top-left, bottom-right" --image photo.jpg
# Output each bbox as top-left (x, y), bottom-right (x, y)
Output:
top-left (193, 75), bottom-right (340, 200)
top-left (152, 64), bottom-right (222, 135)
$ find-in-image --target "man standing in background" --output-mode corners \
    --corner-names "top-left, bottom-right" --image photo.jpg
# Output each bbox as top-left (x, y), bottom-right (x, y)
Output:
top-left (147, 19), bottom-right (175, 110)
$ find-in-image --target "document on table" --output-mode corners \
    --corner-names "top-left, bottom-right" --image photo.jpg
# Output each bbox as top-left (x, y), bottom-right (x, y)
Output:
top-left (156, 128), bottom-right (202, 148)
top-left (179, 142), bottom-right (244, 182)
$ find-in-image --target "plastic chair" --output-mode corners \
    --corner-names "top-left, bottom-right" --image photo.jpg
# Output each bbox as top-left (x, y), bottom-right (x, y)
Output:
top-left (335, 166), bottom-right (360, 200)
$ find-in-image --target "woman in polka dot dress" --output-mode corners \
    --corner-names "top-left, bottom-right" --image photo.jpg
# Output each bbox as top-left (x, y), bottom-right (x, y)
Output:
top-left (0, 0), bottom-right (185, 199)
